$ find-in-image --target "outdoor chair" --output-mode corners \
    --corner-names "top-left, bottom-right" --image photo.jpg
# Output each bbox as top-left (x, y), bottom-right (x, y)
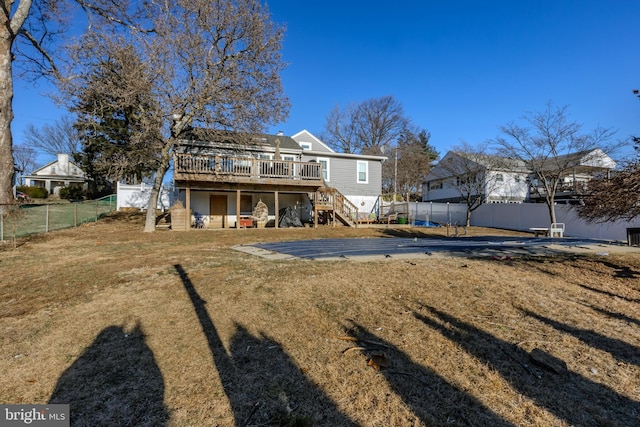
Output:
top-left (193, 212), bottom-right (204, 229)
top-left (549, 223), bottom-right (565, 238)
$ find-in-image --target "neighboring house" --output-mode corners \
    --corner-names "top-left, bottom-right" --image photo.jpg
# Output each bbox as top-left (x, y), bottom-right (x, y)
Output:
top-left (23, 153), bottom-right (86, 195)
top-left (172, 128), bottom-right (385, 229)
top-left (423, 148), bottom-right (616, 204)
top-left (291, 130), bottom-right (387, 217)
top-left (527, 148), bottom-right (616, 203)
top-left (422, 151), bottom-right (529, 204)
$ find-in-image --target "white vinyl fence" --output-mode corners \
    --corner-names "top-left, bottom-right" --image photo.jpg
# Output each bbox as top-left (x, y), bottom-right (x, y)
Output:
top-left (471, 203), bottom-right (640, 242)
top-left (407, 202), bottom-right (640, 243)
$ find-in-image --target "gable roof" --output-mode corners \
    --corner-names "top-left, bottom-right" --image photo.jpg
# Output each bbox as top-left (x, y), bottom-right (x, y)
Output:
top-left (292, 129), bottom-right (387, 162)
top-left (291, 129), bottom-right (335, 153)
top-left (27, 154), bottom-right (85, 178)
top-left (426, 151), bottom-right (528, 181)
top-left (453, 151), bottom-right (529, 172)
top-left (536, 148), bottom-right (616, 170)
top-left (426, 148), bottom-right (616, 183)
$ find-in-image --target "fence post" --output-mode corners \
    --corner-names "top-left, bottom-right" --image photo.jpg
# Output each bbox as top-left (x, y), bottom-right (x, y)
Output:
top-left (95, 202), bottom-right (99, 222)
top-left (45, 205), bottom-right (49, 233)
top-left (74, 204), bottom-right (78, 227)
top-left (1, 207), bottom-right (3, 241)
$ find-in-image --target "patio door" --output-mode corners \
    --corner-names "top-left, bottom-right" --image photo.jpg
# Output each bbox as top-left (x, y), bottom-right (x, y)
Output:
top-left (209, 195), bottom-right (227, 229)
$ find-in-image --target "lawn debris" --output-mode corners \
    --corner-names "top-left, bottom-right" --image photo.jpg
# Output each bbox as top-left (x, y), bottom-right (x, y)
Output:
top-left (333, 336), bottom-right (393, 349)
top-left (342, 346), bottom-right (367, 355)
top-left (366, 353), bottom-right (389, 371)
top-left (529, 348), bottom-right (569, 376)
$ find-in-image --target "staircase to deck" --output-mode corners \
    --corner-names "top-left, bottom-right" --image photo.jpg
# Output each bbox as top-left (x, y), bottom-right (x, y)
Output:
top-left (310, 187), bottom-right (358, 228)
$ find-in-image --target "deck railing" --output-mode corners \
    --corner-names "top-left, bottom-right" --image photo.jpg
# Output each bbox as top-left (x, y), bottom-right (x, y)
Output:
top-left (174, 153), bottom-right (322, 181)
top-left (530, 181), bottom-right (589, 195)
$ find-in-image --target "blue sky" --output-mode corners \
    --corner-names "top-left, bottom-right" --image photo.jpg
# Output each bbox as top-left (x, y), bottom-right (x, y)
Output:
top-left (12, 0), bottom-right (640, 164)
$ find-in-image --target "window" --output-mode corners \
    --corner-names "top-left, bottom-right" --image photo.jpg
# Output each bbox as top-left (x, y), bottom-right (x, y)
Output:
top-left (317, 157), bottom-right (330, 181)
top-left (357, 161), bottom-right (368, 183)
top-left (300, 142), bottom-right (312, 150)
top-left (495, 173), bottom-right (504, 182)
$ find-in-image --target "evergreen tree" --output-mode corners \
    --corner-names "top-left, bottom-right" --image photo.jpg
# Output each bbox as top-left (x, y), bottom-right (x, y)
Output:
top-left (73, 44), bottom-right (162, 197)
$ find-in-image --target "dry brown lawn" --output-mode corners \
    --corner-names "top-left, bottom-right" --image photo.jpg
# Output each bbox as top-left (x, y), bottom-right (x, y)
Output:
top-left (1, 212), bottom-right (639, 427)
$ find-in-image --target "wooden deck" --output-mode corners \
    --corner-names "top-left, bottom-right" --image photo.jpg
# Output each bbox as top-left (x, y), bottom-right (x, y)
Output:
top-left (174, 154), bottom-right (324, 189)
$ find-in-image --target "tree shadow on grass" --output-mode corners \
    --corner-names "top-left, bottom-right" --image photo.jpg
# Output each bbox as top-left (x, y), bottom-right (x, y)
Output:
top-left (583, 303), bottom-right (640, 328)
top-left (520, 308), bottom-right (640, 367)
top-left (600, 260), bottom-right (640, 279)
top-left (49, 323), bottom-right (168, 427)
top-left (415, 306), bottom-right (640, 426)
top-left (577, 283), bottom-right (640, 303)
top-left (512, 255), bottom-right (640, 283)
top-left (344, 321), bottom-right (515, 426)
top-left (175, 264), bottom-right (358, 426)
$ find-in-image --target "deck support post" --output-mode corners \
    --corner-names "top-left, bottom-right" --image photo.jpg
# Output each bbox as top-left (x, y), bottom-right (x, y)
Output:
top-left (236, 190), bottom-right (241, 229)
top-left (185, 188), bottom-right (191, 231)
top-left (275, 191), bottom-right (279, 229)
top-left (313, 191), bottom-right (318, 228)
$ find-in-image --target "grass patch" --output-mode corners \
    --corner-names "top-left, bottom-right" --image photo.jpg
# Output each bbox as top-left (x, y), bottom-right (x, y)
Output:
top-left (1, 212), bottom-right (639, 426)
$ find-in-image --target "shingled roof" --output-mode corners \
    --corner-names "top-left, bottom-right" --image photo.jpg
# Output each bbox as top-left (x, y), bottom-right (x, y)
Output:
top-left (179, 128), bottom-right (301, 151)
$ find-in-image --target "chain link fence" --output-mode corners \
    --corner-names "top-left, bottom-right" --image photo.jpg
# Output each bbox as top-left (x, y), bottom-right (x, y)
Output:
top-left (0, 195), bottom-right (117, 242)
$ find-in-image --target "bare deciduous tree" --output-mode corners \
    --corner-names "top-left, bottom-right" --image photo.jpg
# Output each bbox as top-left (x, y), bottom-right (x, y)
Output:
top-left (1, 0), bottom-right (34, 207)
top-left (23, 116), bottom-right (81, 158)
top-left (57, 0), bottom-right (290, 231)
top-left (12, 143), bottom-right (37, 184)
top-left (433, 142), bottom-right (517, 226)
top-left (323, 95), bottom-right (409, 155)
top-left (355, 96), bottom-right (409, 155)
top-left (495, 101), bottom-right (617, 224)
top-left (321, 104), bottom-right (360, 154)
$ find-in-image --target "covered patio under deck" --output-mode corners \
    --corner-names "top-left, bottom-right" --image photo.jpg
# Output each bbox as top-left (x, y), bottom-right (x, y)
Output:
top-left (173, 153), bottom-right (325, 230)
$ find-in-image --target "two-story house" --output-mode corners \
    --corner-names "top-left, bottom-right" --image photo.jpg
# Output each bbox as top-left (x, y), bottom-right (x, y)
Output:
top-left (423, 148), bottom-right (616, 205)
top-left (422, 151), bottom-right (529, 204)
top-left (23, 153), bottom-right (87, 195)
top-left (291, 130), bottom-right (386, 219)
top-left (172, 129), bottom-right (386, 229)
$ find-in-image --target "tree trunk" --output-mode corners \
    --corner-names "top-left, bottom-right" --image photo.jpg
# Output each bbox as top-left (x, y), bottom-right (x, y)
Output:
top-left (547, 202), bottom-right (557, 226)
top-left (545, 186), bottom-right (557, 225)
top-left (1, 0), bottom-right (32, 208)
top-left (0, 36), bottom-right (15, 208)
top-left (465, 208), bottom-right (471, 227)
top-left (144, 138), bottom-right (173, 232)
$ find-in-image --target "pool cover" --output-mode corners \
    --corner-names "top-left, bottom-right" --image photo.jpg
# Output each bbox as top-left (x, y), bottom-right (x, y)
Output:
top-left (239, 236), bottom-right (621, 261)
